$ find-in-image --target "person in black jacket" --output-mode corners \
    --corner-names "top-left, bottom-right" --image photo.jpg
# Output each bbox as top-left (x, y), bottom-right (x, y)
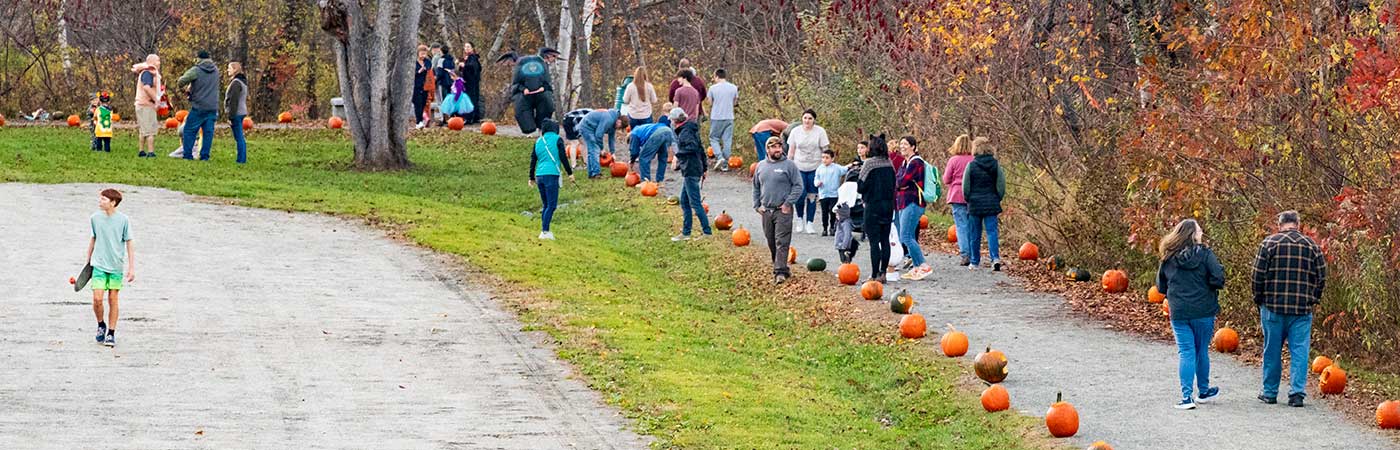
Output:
top-left (1155, 218), bottom-right (1225, 410)
top-left (413, 45), bottom-right (431, 128)
top-left (509, 47), bottom-right (560, 135)
top-left (962, 136), bottom-right (1006, 271)
top-left (671, 108), bottom-right (711, 241)
top-left (858, 134), bottom-right (896, 283)
top-left (456, 41), bottom-right (483, 124)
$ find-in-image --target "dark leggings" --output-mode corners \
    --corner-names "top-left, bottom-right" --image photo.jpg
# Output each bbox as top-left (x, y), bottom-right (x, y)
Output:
top-left (866, 221), bottom-right (891, 278)
top-left (819, 197), bottom-right (837, 231)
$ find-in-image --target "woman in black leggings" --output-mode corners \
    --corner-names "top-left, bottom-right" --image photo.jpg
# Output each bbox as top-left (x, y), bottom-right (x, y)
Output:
top-left (858, 134), bottom-right (897, 283)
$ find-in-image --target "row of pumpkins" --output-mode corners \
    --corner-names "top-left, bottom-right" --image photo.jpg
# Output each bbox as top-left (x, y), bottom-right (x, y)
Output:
top-left (619, 157), bottom-right (1400, 435)
top-left (32, 109), bottom-right (503, 134)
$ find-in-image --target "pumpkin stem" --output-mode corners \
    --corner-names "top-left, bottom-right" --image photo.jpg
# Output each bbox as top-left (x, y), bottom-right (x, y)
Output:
top-left (1056, 391), bottom-right (1063, 403)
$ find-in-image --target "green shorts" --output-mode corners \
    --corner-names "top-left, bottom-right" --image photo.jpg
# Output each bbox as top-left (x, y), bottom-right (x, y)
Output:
top-left (91, 269), bottom-right (123, 291)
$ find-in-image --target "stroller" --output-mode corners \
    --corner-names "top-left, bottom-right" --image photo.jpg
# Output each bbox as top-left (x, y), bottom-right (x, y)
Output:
top-left (834, 173), bottom-right (863, 264)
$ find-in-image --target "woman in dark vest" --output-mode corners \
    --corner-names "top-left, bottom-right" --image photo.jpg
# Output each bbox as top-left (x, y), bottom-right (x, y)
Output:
top-left (858, 134), bottom-right (897, 283)
top-left (457, 41), bottom-right (483, 124)
top-left (961, 136), bottom-right (1006, 271)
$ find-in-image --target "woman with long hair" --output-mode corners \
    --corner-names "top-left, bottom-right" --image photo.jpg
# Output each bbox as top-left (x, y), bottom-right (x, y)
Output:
top-left (622, 66), bottom-right (657, 128)
top-left (962, 137), bottom-right (1005, 271)
top-left (1155, 218), bottom-right (1226, 410)
top-left (858, 134), bottom-right (897, 282)
top-left (456, 41), bottom-right (483, 124)
top-left (943, 135), bottom-right (974, 265)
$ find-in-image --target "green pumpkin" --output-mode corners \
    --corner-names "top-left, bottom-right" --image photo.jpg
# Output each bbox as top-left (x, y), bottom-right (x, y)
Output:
top-left (666, 196), bottom-right (680, 205)
top-left (1046, 255), bottom-right (1065, 272)
top-left (806, 258), bottom-right (827, 272)
top-left (1066, 267), bottom-right (1091, 282)
top-left (890, 289), bottom-right (914, 314)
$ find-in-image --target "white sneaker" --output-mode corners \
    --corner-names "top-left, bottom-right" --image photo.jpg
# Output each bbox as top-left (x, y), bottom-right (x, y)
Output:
top-left (539, 232), bottom-right (555, 240)
top-left (909, 266), bottom-right (932, 281)
top-left (794, 219), bottom-right (805, 233)
top-left (886, 272), bottom-right (900, 282)
top-left (671, 234), bottom-right (691, 242)
top-left (967, 264), bottom-right (978, 271)
top-left (805, 222), bottom-right (817, 234)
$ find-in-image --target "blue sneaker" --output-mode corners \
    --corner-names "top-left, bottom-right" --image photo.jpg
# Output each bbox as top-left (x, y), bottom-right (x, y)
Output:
top-left (102, 334), bottom-right (115, 348)
top-left (1197, 387), bottom-right (1220, 404)
top-left (96, 323), bottom-right (107, 343)
top-left (1174, 397), bottom-right (1197, 410)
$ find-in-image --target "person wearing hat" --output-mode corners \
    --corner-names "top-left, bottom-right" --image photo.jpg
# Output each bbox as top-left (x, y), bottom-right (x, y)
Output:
top-left (176, 50), bottom-right (221, 160)
top-left (89, 91), bottom-right (116, 153)
top-left (510, 47), bottom-right (560, 134)
top-left (671, 107), bottom-right (711, 241)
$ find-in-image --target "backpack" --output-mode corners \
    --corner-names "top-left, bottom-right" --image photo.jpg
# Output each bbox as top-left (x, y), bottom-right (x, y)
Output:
top-left (913, 156), bottom-right (942, 204)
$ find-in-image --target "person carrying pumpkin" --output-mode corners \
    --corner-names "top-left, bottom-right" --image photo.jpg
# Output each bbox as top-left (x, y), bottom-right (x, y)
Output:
top-left (753, 136), bottom-right (804, 284)
top-left (631, 111), bottom-right (679, 183)
top-left (528, 119), bottom-right (574, 240)
top-left (961, 136), bottom-right (1005, 271)
top-left (1155, 218), bottom-right (1225, 410)
top-left (1252, 210), bottom-right (1326, 407)
top-left (671, 108), bottom-right (711, 241)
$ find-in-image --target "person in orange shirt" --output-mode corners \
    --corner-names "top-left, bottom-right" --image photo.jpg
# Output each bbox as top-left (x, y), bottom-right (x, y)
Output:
top-left (749, 118), bottom-right (788, 167)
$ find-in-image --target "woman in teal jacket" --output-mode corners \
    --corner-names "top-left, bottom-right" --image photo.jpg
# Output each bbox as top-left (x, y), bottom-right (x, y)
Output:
top-left (529, 119), bottom-right (574, 240)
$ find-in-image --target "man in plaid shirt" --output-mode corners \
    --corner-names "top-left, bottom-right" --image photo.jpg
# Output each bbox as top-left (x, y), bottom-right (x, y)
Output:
top-left (1253, 210), bottom-right (1327, 407)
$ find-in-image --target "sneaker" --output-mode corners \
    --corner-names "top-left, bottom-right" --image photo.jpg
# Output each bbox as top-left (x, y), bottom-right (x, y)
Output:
top-left (96, 323), bottom-right (107, 343)
top-left (694, 233), bottom-right (711, 240)
top-left (897, 259), bottom-right (914, 271)
top-left (909, 266), bottom-right (932, 281)
top-left (539, 232), bottom-right (556, 240)
top-left (900, 271), bottom-right (917, 280)
top-left (102, 334), bottom-right (115, 348)
top-left (959, 256), bottom-right (970, 266)
top-left (968, 264), bottom-right (978, 271)
top-left (1257, 394), bottom-right (1277, 404)
top-left (415, 122), bottom-right (426, 130)
top-left (885, 272), bottom-right (900, 282)
top-left (794, 219), bottom-right (805, 233)
top-left (1288, 393), bottom-right (1305, 407)
top-left (992, 260), bottom-right (1003, 271)
top-left (1175, 398), bottom-right (1197, 410)
top-left (720, 167), bottom-right (730, 172)
top-left (774, 274), bottom-right (788, 285)
top-left (671, 234), bottom-right (691, 242)
top-left (1197, 387), bottom-right (1220, 404)
top-left (805, 222), bottom-right (817, 234)
top-left (138, 151), bottom-right (148, 157)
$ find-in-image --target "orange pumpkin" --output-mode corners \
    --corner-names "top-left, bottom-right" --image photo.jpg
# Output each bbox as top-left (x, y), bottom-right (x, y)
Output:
top-left (157, 105), bottom-right (170, 117)
top-left (110, 113), bottom-right (120, 122)
top-left (940, 325), bottom-right (969, 357)
top-left (242, 117), bottom-right (254, 130)
top-left (981, 384), bottom-right (1010, 412)
top-left (67, 114), bottom-right (81, 127)
top-left (918, 215), bottom-right (929, 230)
top-left (860, 280), bottom-right (883, 300)
top-left (707, 146), bottom-right (715, 157)
top-left (640, 181), bottom-right (659, 197)
top-left (447, 117), bottom-right (465, 130)
top-left (1045, 392), bottom-right (1079, 438)
top-left (715, 211), bottom-right (733, 230)
top-left (0, 113), bottom-right (5, 127)
top-left (1147, 285), bottom-right (1166, 304)
top-left (1212, 327), bottom-right (1239, 353)
top-left (788, 247), bottom-right (797, 264)
top-left (1320, 364), bottom-right (1347, 395)
top-left (164, 117), bottom-right (179, 129)
top-left (732, 226), bottom-right (750, 247)
top-left (1311, 356), bottom-right (1335, 374)
top-left (1377, 400), bottom-right (1400, 429)
top-left (899, 313), bottom-right (927, 339)
top-left (481, 121), bottom-right (497, 135)
top-left (1019, 242), bottom-right (1040, 260)
top-left (600, 152), bottom-right (614, 167)
top-left (748, 162), bottom-right (758, 175)
top-left (568, 143), bottom-right (583, 160)
top-left (625, 172), bottom-right (641, 187)
top-left (175, 110), bottom-right (189, 122)
top-left (946, 225), bottom-right (957, 243)
top-left (974, 347), bottom-right (1009, 383)
top-left (728, 155), bottom-right (743, 169)
top-left (1102, 270), bottom-right (1129, 293)
top-left (837, 263), bottom-right (860, 285)
top-left (1087, 441), bottom-right (1114, 450)
top-left (278, 111), bottom-right (293, 123)
top-left (328, 116), bottom-right (344, 129)
top-left (610, 161), bottom-right (629, 177)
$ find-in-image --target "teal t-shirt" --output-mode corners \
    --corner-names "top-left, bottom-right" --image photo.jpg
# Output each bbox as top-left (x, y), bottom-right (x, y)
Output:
top-left (90, 211), bottom-right (131, 273)
top-left (534, 132), bottom-right (563, 177)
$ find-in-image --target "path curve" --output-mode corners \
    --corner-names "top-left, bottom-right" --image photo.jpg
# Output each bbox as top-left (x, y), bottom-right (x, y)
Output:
top-left (678, 169), bottom-right (1397, 450)
top-left (0, 183), bottom-right (648, 449)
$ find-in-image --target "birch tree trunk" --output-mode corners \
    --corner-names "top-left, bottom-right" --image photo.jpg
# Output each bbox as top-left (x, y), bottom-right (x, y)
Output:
top-left (553, 0), bottom-right (574, 111)
top-left (320, 0), bottom-right (421, 170)
top-left (566, 0), bottom-right (596, 109)
top-left (57, 0), bottom-right (73, 71)
top-left (425, 0), bottom-right (451, 47)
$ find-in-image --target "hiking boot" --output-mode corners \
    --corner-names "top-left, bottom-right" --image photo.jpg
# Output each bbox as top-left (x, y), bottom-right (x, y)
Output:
top-left (1257, 394), bottom-right (1277, 405)
top-left (1288, 394), bottom-right (1305, 407)
top-left (102, 334), bottom-right (115, 348)
top-left (671, 234), bottom-right (691, 242)
top-left (1174, 397), bottom-right (1197, 410)
top-left (1197, 387), bottom-right (1220, 404)
top-left (96, 323), bottom-right (107, 344)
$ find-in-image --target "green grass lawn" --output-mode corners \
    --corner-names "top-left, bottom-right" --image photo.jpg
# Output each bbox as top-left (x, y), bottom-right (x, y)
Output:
top-left (1, 127), bottom-right (1056, 449)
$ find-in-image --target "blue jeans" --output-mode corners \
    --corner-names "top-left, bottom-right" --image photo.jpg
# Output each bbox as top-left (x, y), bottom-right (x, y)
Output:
top-left (709, 119), bottom-right (734, 160)
top-left (752, 131), bottom-right (773, 163)
top-left (1171, 316), bottom-right (1215, 399)
top-left (799, 170), bottom-right (817, 222)
top-left (638, 141), bottom-right (668, 182)
top-left (680, 176), bottom-right (711, 236)
top-left (182, 108), bottom-right (217, 160)
top-left (582, 132), bottom-right (605, 177)
top-left (229, 114), bottom-right (247, 163)
top-left (1260, 306), bottom-right (1313, 398)
top-left (897, 204), bottom-right (927, 267)
top-left (628, 116), bottom-right (652, 129)
top-left (951, 203), bottom-right (971, 260)
top-left (967, 214), bottom-right (1000, 266)
top-left (536, 175), bottom-right (560, 232)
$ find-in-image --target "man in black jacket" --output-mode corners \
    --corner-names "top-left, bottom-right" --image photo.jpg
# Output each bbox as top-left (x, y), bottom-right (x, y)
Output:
top-left (671, 108), bottom-right (710, 241)
top-left (511, 48), bottom-right (560, 135)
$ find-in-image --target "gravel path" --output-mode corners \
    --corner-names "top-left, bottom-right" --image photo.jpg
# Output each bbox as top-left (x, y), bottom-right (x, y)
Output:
top-left (0, 183), bottom-right (647, 449)
top-left (676, 168), bottom-right (1398, 450)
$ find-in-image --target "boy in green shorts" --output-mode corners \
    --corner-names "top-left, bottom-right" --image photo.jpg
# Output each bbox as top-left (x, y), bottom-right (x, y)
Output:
top-left (86, 188), bottom-right (135, 347)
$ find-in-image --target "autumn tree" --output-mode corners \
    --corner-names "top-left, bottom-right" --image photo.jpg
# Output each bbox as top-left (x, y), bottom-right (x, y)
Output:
top-left (319, 0), bottom-right (421, 170)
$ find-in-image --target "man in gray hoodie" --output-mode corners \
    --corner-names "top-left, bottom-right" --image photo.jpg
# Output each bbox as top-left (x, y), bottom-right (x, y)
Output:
top-left (177, 50), bottom-right (221, 160)
top-left (752, 135), bottom-right (804, 284)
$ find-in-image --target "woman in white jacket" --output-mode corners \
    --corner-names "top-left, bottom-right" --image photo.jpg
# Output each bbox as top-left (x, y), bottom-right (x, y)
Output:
top-left (785, 108), bottom-right (830, 234)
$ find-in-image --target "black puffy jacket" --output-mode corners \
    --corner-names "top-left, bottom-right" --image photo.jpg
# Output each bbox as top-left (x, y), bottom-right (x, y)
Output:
top-left (1156, 244), bottom-right (1226, 321)
top-left (675, 120), bottom-right (707, 177)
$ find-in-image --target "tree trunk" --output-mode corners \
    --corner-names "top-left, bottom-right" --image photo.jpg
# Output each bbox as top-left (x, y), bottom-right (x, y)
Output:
top-left (322, 0), bottom-right (421, 170)
top-left (425, 0), bottom-right (451, 47)
top-left (486, 0), bottom-right (522, 61)
top-left (554, 0), bottom-right (574, 111)
top-left (623, 0), bottom-right (644, 68)
top-left (567, 0), bottom-right (596, 109)
top-left (533, 0), bottom-right (552, 41)
top-left (306, 33), bottom-right (321, 119)
top-left (255, 0), bottom-right (307, 120)
top-left (57, 0), bottom-right (73, 72)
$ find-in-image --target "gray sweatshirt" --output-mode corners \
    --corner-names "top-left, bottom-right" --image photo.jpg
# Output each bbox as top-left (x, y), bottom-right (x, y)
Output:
top-left (752, 155), bottom-right (804, 209)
